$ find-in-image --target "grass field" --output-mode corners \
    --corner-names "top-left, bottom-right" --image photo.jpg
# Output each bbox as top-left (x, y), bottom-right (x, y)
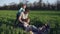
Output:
top-left (0, 10), bottom-right (60, 34)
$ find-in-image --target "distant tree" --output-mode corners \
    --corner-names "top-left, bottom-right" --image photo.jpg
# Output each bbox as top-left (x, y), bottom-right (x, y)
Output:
top-left (3, 4), bottom-right (8, 9)
top-left (57, 0), bottom-right (60, 10)
top-left (38, 0), bottom-right (42, 7)
top-left (18, 2), bottom-right (23, 8)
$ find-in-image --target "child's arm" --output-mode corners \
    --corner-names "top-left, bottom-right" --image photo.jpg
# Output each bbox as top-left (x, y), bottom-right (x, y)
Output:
top-left (27, 18), bottom-right (30, 24)
top-left (19, 8), bottom-right (23, 12)
top-left (30, 31), bottom-right (34, 34)
top-left (19, 12), bottom-right (24, 23)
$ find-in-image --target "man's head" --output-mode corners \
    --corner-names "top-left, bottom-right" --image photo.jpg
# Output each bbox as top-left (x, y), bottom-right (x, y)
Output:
top-left (22, 4), bottom-right (26, 9)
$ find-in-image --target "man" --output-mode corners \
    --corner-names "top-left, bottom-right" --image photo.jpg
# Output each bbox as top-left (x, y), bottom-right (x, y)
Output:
top-left (14, 4), bottom-right (26, 26)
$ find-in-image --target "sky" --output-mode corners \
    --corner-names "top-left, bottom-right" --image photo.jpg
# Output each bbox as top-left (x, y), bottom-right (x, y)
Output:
top-left (0, 0), bottom-right (57, 6)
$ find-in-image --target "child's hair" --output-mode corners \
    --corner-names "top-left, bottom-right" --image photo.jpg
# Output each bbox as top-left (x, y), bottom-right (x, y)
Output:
top-left (25, 8), bottom-right (29, 12)
top-left (21, 4), bottom-right (26, 7)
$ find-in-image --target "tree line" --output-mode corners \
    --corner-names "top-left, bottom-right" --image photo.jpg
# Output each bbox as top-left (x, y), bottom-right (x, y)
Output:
top-left (0, 0), bottom-right (59, 10)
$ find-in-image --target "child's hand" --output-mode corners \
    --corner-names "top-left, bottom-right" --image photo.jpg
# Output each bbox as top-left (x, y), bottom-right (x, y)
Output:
top-left (24, 22), bottom-right (29, 27)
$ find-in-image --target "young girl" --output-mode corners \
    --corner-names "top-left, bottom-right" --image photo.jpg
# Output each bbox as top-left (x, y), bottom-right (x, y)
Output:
top-left (19, 8), bottom-right (30, 24)
top-left (18, 8), bottom-right (30, 29)
top-left (15, 4), bottom-right (26, 24)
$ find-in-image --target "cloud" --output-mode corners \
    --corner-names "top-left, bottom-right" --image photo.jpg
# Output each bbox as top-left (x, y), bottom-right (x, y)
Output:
top-left (0, 0), bottom-right (19, 6)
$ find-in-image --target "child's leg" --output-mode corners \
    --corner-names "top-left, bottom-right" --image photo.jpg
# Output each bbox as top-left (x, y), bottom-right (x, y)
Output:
top-left (30, 31), bottom-right (34, 34)
top-left (15, 14), bottom-right (19, 24)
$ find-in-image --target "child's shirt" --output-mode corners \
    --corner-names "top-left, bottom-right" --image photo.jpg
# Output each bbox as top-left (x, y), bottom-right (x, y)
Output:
top-left (18, 8), bottom-right (25, 12)
top-left (17, 8), bottom-right (25, 16)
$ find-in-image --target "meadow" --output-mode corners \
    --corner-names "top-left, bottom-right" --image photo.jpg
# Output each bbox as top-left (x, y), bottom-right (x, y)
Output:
top-left (0, 10), bottom-right (60, 34)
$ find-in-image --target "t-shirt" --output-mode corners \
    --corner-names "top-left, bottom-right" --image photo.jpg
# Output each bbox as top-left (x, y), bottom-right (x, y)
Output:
top-left (19, 8), bottom-right (25, 12)
top-left (17, 8), bottom-right (25, 15)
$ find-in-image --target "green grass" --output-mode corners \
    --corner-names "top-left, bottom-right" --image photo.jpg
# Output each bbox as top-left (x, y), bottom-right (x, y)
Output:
top-left (0, 10), bottom-right (60, 34)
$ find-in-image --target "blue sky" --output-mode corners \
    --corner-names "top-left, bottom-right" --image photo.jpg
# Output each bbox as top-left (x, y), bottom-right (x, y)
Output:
top-left (0, 0), bottom-right (57, 6)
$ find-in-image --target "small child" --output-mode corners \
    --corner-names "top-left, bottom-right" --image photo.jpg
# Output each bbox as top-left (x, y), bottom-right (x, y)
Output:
top-left (14, 4), bottom-right (26, 25)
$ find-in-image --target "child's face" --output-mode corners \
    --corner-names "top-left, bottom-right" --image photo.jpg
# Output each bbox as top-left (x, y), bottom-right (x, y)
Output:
top-left (23, 5), bottom-right (26, 9)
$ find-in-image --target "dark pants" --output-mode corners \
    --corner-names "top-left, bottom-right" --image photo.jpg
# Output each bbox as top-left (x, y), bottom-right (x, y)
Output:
top-left (17, 22), bottom-right (25, 30)
top-left (14, 13), bottom-right (20, 25)
top-left (14, 13), bottom-right (20, 27)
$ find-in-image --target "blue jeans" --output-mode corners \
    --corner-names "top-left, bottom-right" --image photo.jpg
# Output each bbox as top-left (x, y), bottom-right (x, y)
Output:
top-left (25, 25), bottom-right (38, 32)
